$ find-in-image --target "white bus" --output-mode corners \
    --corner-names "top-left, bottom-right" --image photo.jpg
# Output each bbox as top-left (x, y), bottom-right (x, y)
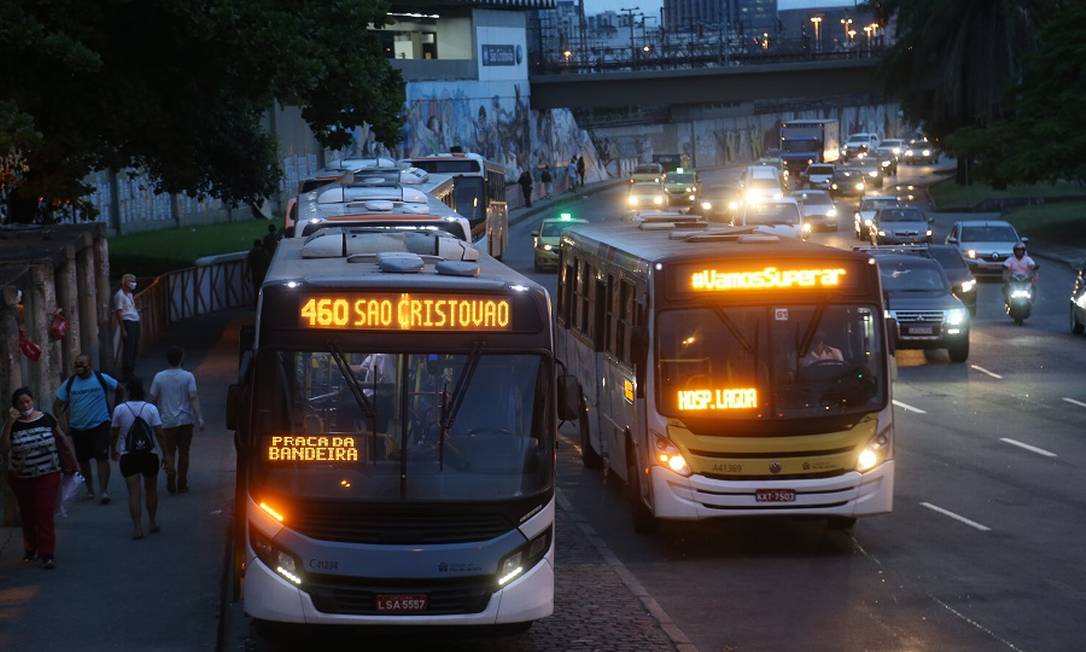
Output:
top-left (227, 229), bottom-right (561, 628)
top-left (555, 221), bottom-right (895, 532)
top-left (405, 153), bottom-right (509, 260)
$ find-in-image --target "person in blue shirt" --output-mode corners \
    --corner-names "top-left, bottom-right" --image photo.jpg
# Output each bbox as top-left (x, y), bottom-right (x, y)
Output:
top-left (53, 354), bottom-right (120, 504)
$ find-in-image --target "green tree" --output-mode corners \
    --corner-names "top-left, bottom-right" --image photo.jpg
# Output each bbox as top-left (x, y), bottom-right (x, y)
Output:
top-left (0, 0), bottom-right (404, 223)
top-left (871, 0), bottom-right (1058, 183)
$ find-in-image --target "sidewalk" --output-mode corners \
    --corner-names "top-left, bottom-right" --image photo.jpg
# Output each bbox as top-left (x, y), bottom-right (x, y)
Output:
top-left (0, 310), bottom-right (246, 651)
top-left (509, 177), bottom-right (627, 229)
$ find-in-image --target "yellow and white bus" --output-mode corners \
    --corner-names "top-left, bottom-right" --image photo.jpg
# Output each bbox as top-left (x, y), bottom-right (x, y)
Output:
top-left (556, 222), bottom-right (894, 531)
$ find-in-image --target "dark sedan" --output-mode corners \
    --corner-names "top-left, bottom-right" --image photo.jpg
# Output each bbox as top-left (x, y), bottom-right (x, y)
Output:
top-left (878, 255), bottom-right (971, 362)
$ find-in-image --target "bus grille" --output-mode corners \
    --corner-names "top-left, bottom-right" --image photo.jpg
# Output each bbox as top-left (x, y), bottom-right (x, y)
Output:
top-left (306, 574), bottom-right (494, 615)
top-left (291, 510), bottom-right (513, 545)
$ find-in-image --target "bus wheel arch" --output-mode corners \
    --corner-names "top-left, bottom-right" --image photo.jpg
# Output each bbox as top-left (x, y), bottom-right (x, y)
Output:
top-left (578, 391), bottom-right (604, 469)
top-left (625, 429), bottom-right (658, 534)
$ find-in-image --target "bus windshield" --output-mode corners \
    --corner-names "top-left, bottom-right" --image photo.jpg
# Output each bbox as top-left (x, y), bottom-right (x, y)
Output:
top-left (656, 305), bottom-right (884, 420)
top-left (251, 350), bottom-right (552, 502)
top-left (454, 177), bottom-right (485, 226)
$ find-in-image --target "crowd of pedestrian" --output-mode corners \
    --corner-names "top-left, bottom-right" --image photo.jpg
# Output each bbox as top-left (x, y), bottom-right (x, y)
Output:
top-left (521, 155), bottom-right (587, 207)
top-left (2, 346), bottom-right (204, 567)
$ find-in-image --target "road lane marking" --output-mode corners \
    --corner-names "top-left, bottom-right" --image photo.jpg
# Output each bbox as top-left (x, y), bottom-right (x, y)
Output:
top-left (892, 399), bottom-right (927, 414)
top-left (1063, 397), bottom-right (1086, 409)
top-left (928, 595), bottom-right (1026, 652)
top-left (1000, 438), bottom-right (1057, 458)
top-left (555, 491), bottom-right (699, 652)
top-left (920, 502), bottom-right (991, 532)
top-left (970, 364), bottom-right (1003, 379)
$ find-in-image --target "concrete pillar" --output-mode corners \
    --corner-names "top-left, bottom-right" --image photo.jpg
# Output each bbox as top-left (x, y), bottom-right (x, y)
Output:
top-left (27, 262), bottom-right (57, 402)
top-left (0, 285), bottom-right (22, 526)
top-left (55, 244), bottom-right (80, 376)
top-left (94, 231), bottom-right (114, 374)
top-left (77, 231), bottom-right (99, 364)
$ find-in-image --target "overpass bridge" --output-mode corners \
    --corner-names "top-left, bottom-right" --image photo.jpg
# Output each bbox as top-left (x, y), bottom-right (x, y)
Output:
top-left (529, 57), bottom-right (883, 111)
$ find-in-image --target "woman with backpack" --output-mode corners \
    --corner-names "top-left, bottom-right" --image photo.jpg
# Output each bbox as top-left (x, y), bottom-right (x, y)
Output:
top-left (110, 377), bottom-right (164, 539)
top-left (1, 387), bottom-right (77, 569)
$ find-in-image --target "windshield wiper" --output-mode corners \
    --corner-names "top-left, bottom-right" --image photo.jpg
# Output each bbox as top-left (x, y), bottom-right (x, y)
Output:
top-left (438, 341), bottom-right (485, 471)
top-left (797, 302), bottom-right (828, 360)
top-left (327, 342), bottom-right (379, 464)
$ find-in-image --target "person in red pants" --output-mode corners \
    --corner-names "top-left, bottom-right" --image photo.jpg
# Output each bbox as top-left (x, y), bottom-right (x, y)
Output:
top-left (1, 387), bottom-right (76, 569)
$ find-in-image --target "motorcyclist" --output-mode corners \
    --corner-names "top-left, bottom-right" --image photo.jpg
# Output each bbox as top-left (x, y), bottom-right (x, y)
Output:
top-left (1001, 242), bottom-right (1037, 302)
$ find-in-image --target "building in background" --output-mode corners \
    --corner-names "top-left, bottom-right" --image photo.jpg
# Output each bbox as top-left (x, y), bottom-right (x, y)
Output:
top-left (777, 4), bottom-right (884, 53)
top-left (662, 0), bottom-right (778, 38)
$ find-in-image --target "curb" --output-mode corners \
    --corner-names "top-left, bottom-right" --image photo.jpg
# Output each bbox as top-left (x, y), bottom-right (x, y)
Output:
top-left (508, 179), bottom-right (628, 228)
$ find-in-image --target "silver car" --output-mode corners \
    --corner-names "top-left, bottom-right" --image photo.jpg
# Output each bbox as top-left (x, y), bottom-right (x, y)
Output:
top-left (946, 220), bottom-right (1026, 277)
top-left (871, 207), bottom-right (933, 245)
top-left (792, 189), bottom-right (839, 231)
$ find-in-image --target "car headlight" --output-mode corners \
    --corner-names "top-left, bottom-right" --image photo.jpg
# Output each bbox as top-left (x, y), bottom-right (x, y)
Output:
top-left (496, 526), bottom-right (552, 587)
top-left (802, 222), bottom-right (812, 233)
top-left (855, 182), bottom-right (865, 190)
top-left (922, 149), bottom-right (931, 156)
top-left (926, 229), bottom-right (933, 237)
top-left (728, 200), bottom-right (739, 211)
top-left (868, 170), bottom-right (879, 178)
top-left (946, 308), bottom-right (966, 326)
top-left (542, 244), bottom-right (553, 251)
top-left (881, 160), bottom-right (891, 167)
top-left (960, 279), bottom-right (976, 293)
top-left (627, 195), bottom-right (639, 206)
top-left (700, 201), bottom-right (712, 210)
top-left (905, 149), bottom-right (914, 156)
top-left (653, 195), bottom-right (664, 205)
top-left (892, 147), bottom-right (901, 155)
top-left (654, 177), bottom-right (660, 182)
top-left (864, 218), bottom-right (873, 226)
top-left (686, 186), bottom-right (693, 192)
top-left (831, 183), bottom-right (838, 190)
top-left (1010, 289), bottom-right (1032, 299)
top-left (966, 249), bottom-right (976, 259)
top-left (653, 433), bottom-right (691, 477)
top-left (857, 429), bottom-right (892, 472)
top-left (826, 207), bottom-right (837, 216)
top-left (877, 229), bottom-right (887, 236)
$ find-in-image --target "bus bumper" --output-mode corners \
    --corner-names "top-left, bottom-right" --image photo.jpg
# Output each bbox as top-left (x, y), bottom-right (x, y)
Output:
top-left (243, 545), bottom-right (554, 625)
top-left (649, 460), bottom-right (894, 519)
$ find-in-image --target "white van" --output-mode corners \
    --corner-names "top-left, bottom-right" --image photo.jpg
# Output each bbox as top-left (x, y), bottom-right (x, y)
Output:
top-left (740, 165), bottom-right (784, 203)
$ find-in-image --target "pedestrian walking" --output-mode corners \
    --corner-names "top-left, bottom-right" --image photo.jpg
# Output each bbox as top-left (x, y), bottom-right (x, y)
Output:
top-left (247, 239), bottom-right (270, 300)
top-left (517, 169), bottom-right (533, 208)
top-left (53, 353), bottom-right (120, 504)
top-left (577, 155), bottom-right (586, 188)
top-left (541, 165), bottom-right (553, 198)
top-left (2, 387), bottom-right (77, 569)
top-left (114, 273), bottom-right (141, 381)
top-left (110, 377), bottom-right (163, 540)
top-left (149, 346), bottom-right (205, 494)
top-left (566, 159), bottom-right (578, 191)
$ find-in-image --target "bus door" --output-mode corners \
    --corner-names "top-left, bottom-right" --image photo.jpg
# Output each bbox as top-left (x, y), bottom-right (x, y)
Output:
top-left (485, 168), bottom-right (507, 259)
top-left (602, 275), bottom-right (641, 481)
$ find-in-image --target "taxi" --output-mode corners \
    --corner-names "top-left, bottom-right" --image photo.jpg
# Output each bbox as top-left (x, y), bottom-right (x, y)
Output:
top-left (662, 168), bottom-right (700, 208)
top-left (629, 162), bottom-right (664, 184)
top-left (627, 182), bottom-right (667, 210)
top-left (532, 212), bottom-right (587, 272)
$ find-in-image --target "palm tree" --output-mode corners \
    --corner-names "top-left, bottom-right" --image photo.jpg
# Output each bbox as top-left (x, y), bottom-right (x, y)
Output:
top-left (872, 0), bottom-right (1061, 182)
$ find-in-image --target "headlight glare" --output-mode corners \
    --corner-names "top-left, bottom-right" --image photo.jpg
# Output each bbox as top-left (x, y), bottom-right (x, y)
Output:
top-left (627, 195), bottom-right (638, 206)
top-left (542, 244), bottom-right (553, 251)
top-left (960, 279), bottom-right (976, 293)
top-left (857, 429), bottom-right (892, 472)
top-left (827, 207), bottom-right (837, 216)
top-left (966, 249), bottom-right (976, 259)
top-left (946, 308), bottom-right (966, 326)
top-left (653, 433), bottom-right (691, 477)
top-left (1010, 289), bottom-right (1032, 299)
top-left (653, 195), bottom-right (664, 205)
top-left (701, 201), bottom-right (712, 210)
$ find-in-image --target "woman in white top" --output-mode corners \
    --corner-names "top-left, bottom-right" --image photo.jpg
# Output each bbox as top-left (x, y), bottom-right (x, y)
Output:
top-left (113, 273), bottom-right (141, 381)
top-left (110, 376), bottom-right (163, 539)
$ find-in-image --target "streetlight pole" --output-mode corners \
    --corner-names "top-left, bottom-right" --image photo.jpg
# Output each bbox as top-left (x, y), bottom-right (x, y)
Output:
top-left (621, 6), bottom-right (640, 68)
top-left (809, 16), bottom-right (822, 53)
top-left (840, 17), bottom-right (853, 50)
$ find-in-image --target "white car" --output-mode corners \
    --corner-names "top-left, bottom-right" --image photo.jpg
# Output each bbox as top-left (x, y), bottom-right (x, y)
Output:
top-left (740, 198), bottom-right (808, 239)
top-left (842, 132), bottom-right (880, 159)
top-left (792, 189), bottom-right (838, 232)
top-left (853, 195), bottom-right (901, 240)
top-left (804, 163), bottom-right (835, 190)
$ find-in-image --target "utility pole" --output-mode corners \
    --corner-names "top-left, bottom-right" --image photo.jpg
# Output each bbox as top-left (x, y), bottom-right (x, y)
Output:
top-left (621, 6), bottom-right (639, 68)
top-left (577, 0), bottom-right (588, 66)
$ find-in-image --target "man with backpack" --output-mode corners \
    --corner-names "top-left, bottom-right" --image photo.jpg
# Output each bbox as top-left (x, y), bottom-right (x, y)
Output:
top-left (110, 377), bottom-right (163, 540)
top-left (54, 353), bottom-right (121, 504)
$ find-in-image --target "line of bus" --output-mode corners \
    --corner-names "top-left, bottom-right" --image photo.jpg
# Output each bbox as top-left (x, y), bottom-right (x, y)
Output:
top-left (227, 214), bottom-right (562, 626)
top-left (555, 220), bottom-right (894, 531)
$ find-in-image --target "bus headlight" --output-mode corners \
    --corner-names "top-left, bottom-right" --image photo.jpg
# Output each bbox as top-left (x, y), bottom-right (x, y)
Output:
top-left (653, 433), bottom-right (691, 477)
top-left (496, 526), bottom-right (552, 587)
top-left (653, 195), bottom-right (664, 205)
top-left (946, 308), bottom-right (966, 326)
top-left (250, 525), bottom-right (303, 586)
top-left (960, 279), bottom-right (976, 293)
top-left (857, 430), bottom-right (892, 472)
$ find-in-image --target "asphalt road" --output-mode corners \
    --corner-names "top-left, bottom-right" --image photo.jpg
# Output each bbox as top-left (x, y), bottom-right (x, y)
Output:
top-left (503, 162), bottom-right (1086, 652)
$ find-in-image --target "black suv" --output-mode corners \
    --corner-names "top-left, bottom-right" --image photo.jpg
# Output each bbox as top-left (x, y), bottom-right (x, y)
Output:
top-left (877, 254), bottom-right (971, 362)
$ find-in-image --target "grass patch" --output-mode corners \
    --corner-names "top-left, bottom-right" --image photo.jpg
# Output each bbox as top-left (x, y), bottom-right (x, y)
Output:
top-left (1003, 201), bottom-right (1086, 250)
top-left (929, 178), bottom-right (1086, 209)
top-left (109, 219), bottom-right (273, 279)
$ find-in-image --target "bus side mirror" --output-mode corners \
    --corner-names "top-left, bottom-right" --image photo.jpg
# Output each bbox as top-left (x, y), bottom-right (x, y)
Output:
top-left (557, 374), bottom-right (581, 422)
top-left (884, 317), bottom-right (898, 356)
top-left (226, 384), bottom-right (241, 431)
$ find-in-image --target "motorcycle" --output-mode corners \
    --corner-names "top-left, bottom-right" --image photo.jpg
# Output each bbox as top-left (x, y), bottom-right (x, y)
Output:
top-left (1004, 271), bottom-right (1036, 326)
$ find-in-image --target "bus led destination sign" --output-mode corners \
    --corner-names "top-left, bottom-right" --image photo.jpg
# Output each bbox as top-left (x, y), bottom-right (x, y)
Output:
top-left (299, 293), bottom-right (512, 331)
top-left (267, 435), bottom-right (359, 462)
top-left (689, 266), bottom-right (848, 292)
top-left (677, 388), bottom-right (759, 411)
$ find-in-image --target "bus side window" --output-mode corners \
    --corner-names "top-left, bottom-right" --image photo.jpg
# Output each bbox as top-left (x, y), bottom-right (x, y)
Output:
top-left (604, 274), bottom-right (617, 356)
top-left (557, 250), bottom-right (573, 326)
top-left (617, 279), bottom-right (634, 364)
top-left (577, 261), bottom-right (593, 337)
top-left (593, 274), bottom-right (607, 352)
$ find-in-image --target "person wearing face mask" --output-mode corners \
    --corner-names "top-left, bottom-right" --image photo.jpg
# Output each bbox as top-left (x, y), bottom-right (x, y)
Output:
top-left (114, 273), bottom-right (141, 381)
top-left (1, 387), bottom-right (77, 569)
